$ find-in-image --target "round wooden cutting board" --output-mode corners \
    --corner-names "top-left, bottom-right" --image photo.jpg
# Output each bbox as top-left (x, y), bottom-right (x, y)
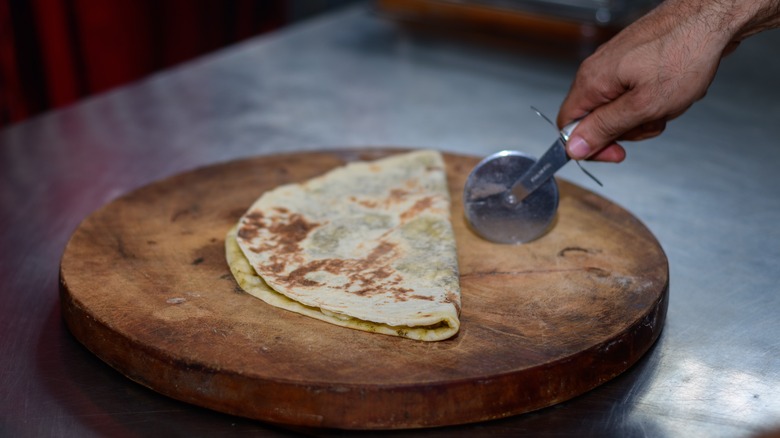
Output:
top-left (60, 149), bottom-right (668, 430)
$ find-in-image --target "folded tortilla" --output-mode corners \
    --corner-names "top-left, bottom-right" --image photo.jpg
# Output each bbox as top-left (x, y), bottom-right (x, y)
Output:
top-left (226, 150), bottom-right (461, 341)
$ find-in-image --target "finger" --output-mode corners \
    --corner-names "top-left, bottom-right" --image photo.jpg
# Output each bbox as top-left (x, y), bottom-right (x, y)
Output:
top-left (557, 58), bottom-right (618, 129)
top-left (565, 89), bottom-right (661, 159)
top-left (557, 86), bottom-right (592, 130)
top-left (588, 143), bottom-right (626, 163)
top-left (558, 87), bottom-right (605, 131)
top-left (618, 120), bottom-right (667, 141)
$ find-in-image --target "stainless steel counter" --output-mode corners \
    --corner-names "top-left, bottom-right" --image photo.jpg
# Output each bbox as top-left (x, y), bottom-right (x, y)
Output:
top-left (1, 3), bottom-right (778, 436)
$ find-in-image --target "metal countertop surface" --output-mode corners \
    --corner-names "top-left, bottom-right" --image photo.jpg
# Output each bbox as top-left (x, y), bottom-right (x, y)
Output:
top-left (1, 3), bottom-right (778, 437)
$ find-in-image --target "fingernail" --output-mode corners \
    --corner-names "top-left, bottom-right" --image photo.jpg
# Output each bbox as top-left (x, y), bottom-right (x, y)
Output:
top-left (567, 136), bottom-right (591, 159)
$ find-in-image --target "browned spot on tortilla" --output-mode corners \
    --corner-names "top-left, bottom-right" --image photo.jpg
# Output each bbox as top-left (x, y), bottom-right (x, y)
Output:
top-left (366, 241), bottom-right (395, 262)
top-left (266, 255), bottom-right (286, 273)
top-left (409, 294), bottom-right (434, 301)
top-left (444, 290), bottom-right (461, 314)
top-left (238, 227), bottom-right (259, 240)
top-left (352, 188), bottom-right (422, 210)
top-left (245, 212), bottom-right (321, 257)
top-left (400, 196), bottom-right (434, 221)
top-left (285, 265), bottom-right (322, 287)
top-left (389, 189), bottom-right (409, 203)
top-left (267, 241), bottom-right (406, 298)
top-left (359, 200), bottom-right (378, 209)
top-left (269, 214), bottom-right (319, 250)
top-left (345, 268), bottom-right (397, 293)
top-left (237, 211), bottom-right (265, 240)
top-left (245, 211), bottom-right (264, 221)
top-left (388, 287), bottom-right (414, 300)
top-left (366, 266), bottom-right (393, 280)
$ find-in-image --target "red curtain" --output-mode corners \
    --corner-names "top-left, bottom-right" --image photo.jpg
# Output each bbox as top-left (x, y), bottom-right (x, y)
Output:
top-left (0, 0), bottom-right (287, 127)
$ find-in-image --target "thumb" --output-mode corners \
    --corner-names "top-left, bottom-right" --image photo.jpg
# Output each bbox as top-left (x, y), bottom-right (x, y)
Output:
top-left (565, 97), bottom-right (645, 160)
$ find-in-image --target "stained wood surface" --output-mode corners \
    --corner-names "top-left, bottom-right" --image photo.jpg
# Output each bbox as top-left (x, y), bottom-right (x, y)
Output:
top-left (59, 149), bottom-right (668, 430)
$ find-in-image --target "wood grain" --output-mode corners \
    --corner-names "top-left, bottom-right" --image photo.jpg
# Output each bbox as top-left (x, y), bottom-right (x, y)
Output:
top-left (59, 149), bottom-right (668, 430)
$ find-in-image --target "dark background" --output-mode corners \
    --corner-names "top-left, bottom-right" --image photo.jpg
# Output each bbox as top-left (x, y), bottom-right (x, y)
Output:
top-left (0, 0), bottom-right (362, 127)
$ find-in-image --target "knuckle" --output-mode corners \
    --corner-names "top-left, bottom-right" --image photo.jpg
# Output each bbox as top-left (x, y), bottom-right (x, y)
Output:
top-left (590, 111), bottom-right (623, 139)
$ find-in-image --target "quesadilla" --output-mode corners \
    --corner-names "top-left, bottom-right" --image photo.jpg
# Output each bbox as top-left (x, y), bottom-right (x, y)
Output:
top-left (225, 150), bottom-right (461, 341)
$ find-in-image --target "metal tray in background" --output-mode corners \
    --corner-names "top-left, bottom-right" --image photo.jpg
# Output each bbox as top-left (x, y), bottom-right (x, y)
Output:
top-left (377, 0), bottom-right (660, 49)
top-left (470, 0), bottom-right (659, 26)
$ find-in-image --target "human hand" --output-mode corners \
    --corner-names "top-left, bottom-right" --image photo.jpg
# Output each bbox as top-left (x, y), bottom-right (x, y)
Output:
top-left (557, 0), bottom-right (780, 162)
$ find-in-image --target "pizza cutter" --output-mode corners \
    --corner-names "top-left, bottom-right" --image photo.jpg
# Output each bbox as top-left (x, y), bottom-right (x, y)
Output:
top-left (464, 118), bottom-right (598, 244)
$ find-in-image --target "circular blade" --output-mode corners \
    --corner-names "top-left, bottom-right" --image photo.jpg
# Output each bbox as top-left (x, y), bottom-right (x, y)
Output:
top-left (463, 151), bottom-right (559, 244)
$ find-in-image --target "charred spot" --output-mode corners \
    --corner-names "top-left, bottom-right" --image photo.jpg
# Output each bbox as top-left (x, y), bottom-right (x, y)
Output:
top-left (351, 270), bottom-right (399, 294)
top-left (238, 211), bottom-right (266, 240)
top-left (404, 179), bottom-right (420, 190)
top-left (296, 278), bottom-right (320, 287)
top-left (400, 196), bottom-right (434, 221)
top-left (389, 189), bottom-right (409, 202)
top-left (338, 243), bottom-right (400, 295)
top-left (262, 238), bottom-right (404, 298)
top-left (366, 241), bottom-right (396, 263)
top-left (323, 259), bottom-right (346, 273)
top-left (365, 267), bottom-right (393, 280)
top-left (267, 263), bottom-right (285, 273)
top-left (444, 290), bottom-right (461, 314)
top-left (268, 214), bottom-right (320, 251)
top-left (391, 285), bottom-right (414, 300)
top-left (282, 247), bottom-right (398, 295)
top-left (408, 294), bottom-right (434, 301)
top-left (245, 211), bottom-right (264, 221)
top-left (352, 285), bottom-right (411, 298)
top-left (266, 255), bottom-right (286, 273)
top-left (352, 287), bottom-right (373, 296)
top-left (238, 225), bottom-right (260, 241)
top-left (192, 257), bottom-right (205, 265)
top-left (284, 260), bottom-right (330, 287)
top-left (284, 266), bottom-right (322, 287)
top-left (358, 199), bottom-right (378, 209)
top-left (245, 213), bottom-right (321, 256)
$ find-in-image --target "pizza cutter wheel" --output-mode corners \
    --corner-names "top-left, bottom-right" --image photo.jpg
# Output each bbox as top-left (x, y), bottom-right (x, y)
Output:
top-left (463, 121), bottom-right (588, 244)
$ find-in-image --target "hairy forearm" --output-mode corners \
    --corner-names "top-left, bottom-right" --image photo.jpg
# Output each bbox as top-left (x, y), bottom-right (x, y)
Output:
top-left (727, 0), bottom-right (780, 39)
top-left (556, 0), bottom-right (780, 162)
top-left (662, 0), bottom-right (780, 42)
